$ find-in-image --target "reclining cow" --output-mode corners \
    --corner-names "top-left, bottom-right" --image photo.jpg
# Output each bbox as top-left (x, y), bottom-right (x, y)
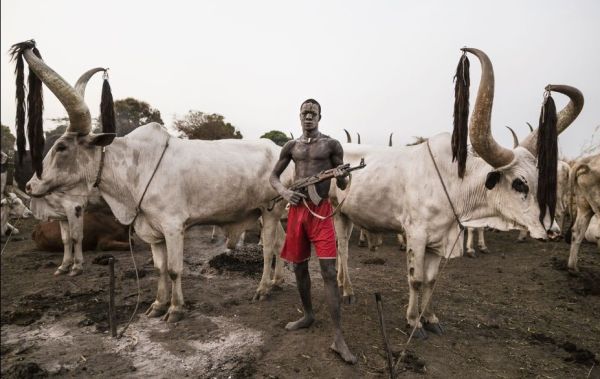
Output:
top-left (565, 153), bottom-right (600, 270)
top-left (1, 192), bottom-right (33, 239)
top-left (32, 209), bottom-right (129, 252)
top-left (13, 40), bottom-right (291, 323)
top-left (330, 48), bottom-right (582, 339)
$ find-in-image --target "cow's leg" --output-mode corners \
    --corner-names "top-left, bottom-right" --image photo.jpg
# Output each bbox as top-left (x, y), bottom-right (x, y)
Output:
top-left (271, 221), bottom-right (286, 286)
top-left (421, 252), bottom-right (443, 335)
top-left (97, 238), bottom-right (131, 251)
top-left (477, 228), bottom-right (489, 254)
top-left (210, 226), bottom-right (218, 242)
top-left (406, 236), bottom-right (427, 339)
top-left (333, 213), bottom-right (354, 304)
top-left (358, 229), bottom-right (367, 247)
top-left (367, 232), bottom-right (379, 252)
top-left (55, 220), bottom-right (73, 276)
top-left (69, 212), bottom-right (85, 277)
top-left (254, 210), bottom-right (283, 300)
top-left (568, 209), bottom-right (594, 272)
top-left (146, 242), bottom-right (169, 318)
top-left (517, 230), bottom-right (528, 242)
top-left (465, 228), bottom-right (476, 257)
top-left (397, 233), bottom-right (407, 251)
top-left (163, 230), bottom-right (185, 323)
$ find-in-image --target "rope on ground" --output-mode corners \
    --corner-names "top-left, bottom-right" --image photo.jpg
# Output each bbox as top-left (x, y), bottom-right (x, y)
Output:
top-left (0, 214), bottom-right (23, 256)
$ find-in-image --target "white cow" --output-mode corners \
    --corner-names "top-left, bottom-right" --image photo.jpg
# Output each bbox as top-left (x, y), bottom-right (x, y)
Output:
top-left (15, 41), bottom-right (291, 323)
top-left (566, 153), bottom-right (600, 270)
top-left (330, 48), bottom-right (582, 338)
top-left (1, 192), bottom-right (32, 238)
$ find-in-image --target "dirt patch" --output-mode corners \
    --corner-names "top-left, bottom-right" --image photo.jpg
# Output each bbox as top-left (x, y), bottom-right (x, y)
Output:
top-left (2, 222), bottom-right (600, 378)
top-left (361, 257), bottom-right (386, 265)
top-left (208, 245), bottom-right (263, 276)
top-left (2, 362), bottom-right (48, 378)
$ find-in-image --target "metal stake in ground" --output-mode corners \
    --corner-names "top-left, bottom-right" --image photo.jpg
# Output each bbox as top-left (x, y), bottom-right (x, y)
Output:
top-left (108, 257), bottom-right (117, 337)
top-left (375, 293), bottom-right (394, 379)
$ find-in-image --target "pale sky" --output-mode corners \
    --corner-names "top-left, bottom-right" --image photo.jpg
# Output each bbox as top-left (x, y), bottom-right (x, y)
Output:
top-left (1, 0), bottom-right (598, 158)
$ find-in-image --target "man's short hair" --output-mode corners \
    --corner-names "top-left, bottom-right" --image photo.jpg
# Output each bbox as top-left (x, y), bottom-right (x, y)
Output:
top-left (301, 98), bottom-right (321, 115)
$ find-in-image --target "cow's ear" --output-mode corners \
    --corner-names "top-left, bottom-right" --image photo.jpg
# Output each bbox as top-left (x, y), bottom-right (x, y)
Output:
top-left (485, 171), bottom-right (502, 190)
top-left (89, 133), bottom-right (116, 147)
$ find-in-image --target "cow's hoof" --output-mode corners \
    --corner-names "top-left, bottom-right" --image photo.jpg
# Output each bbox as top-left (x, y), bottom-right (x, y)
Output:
top-left (342, 294), bottom-right (356, 305)
top-left (68, 268), bottom-right (83, 277)
top-left (145, 303), bottom-right (168, 318)
top-left (54, 267), bottom-right (70, 276)
top-left (423, 321), bottom-right (444, 335)
top-left (369, 246), bottom-right (378, 252)
top-left (411, 327), bottom-right (428, 340)
top-left (357, 241), bottom-right (367, 248)
top-left (465, 251), bottom-right (477, 258)
top-left (162, 309), bottom-right (184, 323)
top-left (252, 291), bottom-right (269, 302)
top-left (271, 278), bottom-right (284, 287)
top-left (479, 248), bottom-right (489, 254)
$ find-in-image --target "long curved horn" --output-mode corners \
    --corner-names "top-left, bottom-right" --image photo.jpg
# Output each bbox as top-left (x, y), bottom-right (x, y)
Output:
top-left (290, 132), bottom-right (294, 140)
top-left (343, 129), bottom-right (352, 143)
top-left (357, 132), bottom-right (361, 144)
top-left (505, 126), bottom-right (519, 148)
top-left (21, 48), bottom-right (92, 135)
top-left (389, 132), bottom-right (393, 147)
top-left (525, 122), bottom-right (533, 132)
top-left (520, 85), bottom-right (584, 155)
top-left (74, 67), bottom-right (106, 98)
top-left (463, 47), bottom-right (514, 168)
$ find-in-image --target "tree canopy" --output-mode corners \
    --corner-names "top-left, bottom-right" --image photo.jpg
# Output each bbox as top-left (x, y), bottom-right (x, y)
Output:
top-left (114, 97), bottom-right (163, 136)
top-left (260, 130), bottom-right (290, 146)
top-left (174, 111), bottom-right (242, 140)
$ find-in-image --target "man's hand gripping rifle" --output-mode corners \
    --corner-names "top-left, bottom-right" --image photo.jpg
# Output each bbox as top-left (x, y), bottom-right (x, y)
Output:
top-left (268, 158), bottom-right (366, 210)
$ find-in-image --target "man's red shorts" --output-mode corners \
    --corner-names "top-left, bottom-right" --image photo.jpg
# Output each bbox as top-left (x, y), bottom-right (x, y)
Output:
top-left (280, 199), bottom-right (337, 263)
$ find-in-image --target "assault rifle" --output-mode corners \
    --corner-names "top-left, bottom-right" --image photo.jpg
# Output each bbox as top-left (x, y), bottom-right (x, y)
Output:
top-left (269, 158), bottom-right (366, 209)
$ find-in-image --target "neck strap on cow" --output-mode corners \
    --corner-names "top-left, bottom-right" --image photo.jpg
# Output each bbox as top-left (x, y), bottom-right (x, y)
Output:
top-left (426, 140), bottom-right (464, 230)
top-left (93, 147), bottom-right (106, 188)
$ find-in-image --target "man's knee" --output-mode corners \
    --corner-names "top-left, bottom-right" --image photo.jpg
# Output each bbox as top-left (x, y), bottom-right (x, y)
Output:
top-left (320, 260), bottom-right (337, 280)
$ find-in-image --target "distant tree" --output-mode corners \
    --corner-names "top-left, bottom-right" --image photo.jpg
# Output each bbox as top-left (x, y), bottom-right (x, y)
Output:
top-left (1, 124), bottom-right (16, 152)
top-left (113, 98), bottom-right (163, 137)
top-left (43, 118), bottom-right (70, 156)
top-left (174, 111), bottom-right (242, 140)
top-left (260, 130), bottom-right (290, 146)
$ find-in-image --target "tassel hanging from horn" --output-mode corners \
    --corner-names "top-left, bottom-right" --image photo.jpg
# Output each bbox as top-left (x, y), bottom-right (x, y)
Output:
top-left (10, 40), bottom-right (45, 177)
top-left (27, 47), bottom-right (45, 178)
top-left (452, 52), bottom-right (470, 178)
top-left (536, 90), bottom-right (558, 228)
top-left (100, 70), bottom-right (116, 134)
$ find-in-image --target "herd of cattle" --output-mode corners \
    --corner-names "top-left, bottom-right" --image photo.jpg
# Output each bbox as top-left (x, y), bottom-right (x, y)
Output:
top-left (1, 42), bottom-right (599, 337)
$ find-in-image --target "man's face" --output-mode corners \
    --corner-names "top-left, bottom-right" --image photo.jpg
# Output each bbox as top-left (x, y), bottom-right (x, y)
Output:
top-left (299, 102), bottom-right (321, 132)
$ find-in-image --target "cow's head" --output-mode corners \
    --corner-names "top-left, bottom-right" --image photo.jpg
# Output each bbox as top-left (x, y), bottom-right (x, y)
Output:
top-left (9, 41), bottom-right (115, 199)
top-left (463, 48), bottom-right (583, 240)
top-left (1, 193), bottom-right (32, 219)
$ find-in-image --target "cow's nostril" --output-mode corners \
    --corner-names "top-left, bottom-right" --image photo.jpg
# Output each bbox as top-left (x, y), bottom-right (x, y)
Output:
top-left (25, 183), bottom-right (32, 193)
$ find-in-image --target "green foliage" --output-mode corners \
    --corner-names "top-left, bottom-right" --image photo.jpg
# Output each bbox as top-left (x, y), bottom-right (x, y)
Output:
top-left (174, 111), bottom-right (242, 140)
top-left (114, 98), bottom-right (163, 136)
top-left (1, 124), bottom-right (16, 152)
top-left (260, 130), bottom-right (291, 146)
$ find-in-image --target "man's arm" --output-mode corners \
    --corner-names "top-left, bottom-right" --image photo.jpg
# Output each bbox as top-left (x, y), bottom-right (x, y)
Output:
top-left (330, 140), bottom-right (349, 190)
top-left (270, 140), bottom-right (306, 205)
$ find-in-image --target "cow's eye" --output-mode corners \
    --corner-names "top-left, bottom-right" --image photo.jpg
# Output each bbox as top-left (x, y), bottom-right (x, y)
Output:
top-left (512, 178), bottom-right (529, 194)
top-left (56, 144), bottom-right (67, 152)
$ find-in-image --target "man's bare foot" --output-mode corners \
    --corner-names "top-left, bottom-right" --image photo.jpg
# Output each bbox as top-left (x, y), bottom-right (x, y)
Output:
top-left (285, 315), bottom-right (314, 331)
top-left (330, 335), bottom-right (357, 364)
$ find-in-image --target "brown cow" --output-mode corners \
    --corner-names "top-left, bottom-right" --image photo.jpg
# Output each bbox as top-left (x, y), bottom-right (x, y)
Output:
top-left (32, 211), bottom-right (130, 252)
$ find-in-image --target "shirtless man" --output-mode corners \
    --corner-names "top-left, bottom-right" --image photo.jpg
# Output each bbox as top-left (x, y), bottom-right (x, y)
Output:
top-left (270, 99), bottom-right (357, 364)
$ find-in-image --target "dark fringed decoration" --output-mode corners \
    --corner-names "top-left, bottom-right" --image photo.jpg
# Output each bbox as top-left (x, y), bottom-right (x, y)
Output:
top-left (27, 47), bottom-right (45, 178)
top-left (100, 74), bottom-right (116, 134)
top-left (536, 93), bottom-right (558, 228)
top-left (452, 54), bottom-right (470, 178)
top-left (9, 42), bottom-right (30, 165)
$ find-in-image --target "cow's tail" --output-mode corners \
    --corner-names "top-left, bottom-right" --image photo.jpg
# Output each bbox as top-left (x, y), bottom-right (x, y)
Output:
top-left (9, 40), bottom-right (44, 176)
top-left (536, 92), bottom-right (558, 228)
top-left (564, 163), bottom-right (589, 243)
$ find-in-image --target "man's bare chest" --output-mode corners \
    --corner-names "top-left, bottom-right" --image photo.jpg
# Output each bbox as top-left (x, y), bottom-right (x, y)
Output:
top-left (291, 140), bottom-right (332, 163)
